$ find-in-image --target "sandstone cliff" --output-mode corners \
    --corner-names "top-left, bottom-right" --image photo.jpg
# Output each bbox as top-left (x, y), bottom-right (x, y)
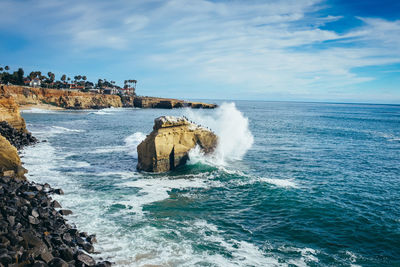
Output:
top-left (2, 85), bottom-right (216, 110)
top-left (133, 96), bottom-right (217, 109)
top-left (0, 134), bottom-right (26, 179)
top-left (137, 116), bottom-right (217, 172)
top-left (0, 87), bottom-right (28, 131)
top-left (3, 85), bottom-right (122, 109)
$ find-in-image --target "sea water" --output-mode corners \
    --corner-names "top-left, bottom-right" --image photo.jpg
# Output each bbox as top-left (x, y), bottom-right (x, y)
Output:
top-left (20, 101), bottom-right (400, 266)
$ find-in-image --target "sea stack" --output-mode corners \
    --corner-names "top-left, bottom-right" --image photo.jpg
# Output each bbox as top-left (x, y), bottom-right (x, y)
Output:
top-left (137, 116), bottom-right (218, 172)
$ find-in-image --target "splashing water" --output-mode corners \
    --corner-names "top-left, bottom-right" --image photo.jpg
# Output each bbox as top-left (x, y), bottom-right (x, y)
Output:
top-left (186, 102), bottom-right (254, 165)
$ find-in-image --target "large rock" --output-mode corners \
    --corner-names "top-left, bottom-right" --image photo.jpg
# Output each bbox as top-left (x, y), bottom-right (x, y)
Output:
top-left (137, 116), bottom-right (218, 172)
top-left (0, 134), bottom-right (26, 178)
top-left (0, 87), bottom-right (27, 131)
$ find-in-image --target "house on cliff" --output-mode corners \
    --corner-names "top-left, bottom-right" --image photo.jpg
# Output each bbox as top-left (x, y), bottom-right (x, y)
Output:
top-left (29, 78), bottom-right (41, 88)
top-left (102, 87), bottom-right (119, 95)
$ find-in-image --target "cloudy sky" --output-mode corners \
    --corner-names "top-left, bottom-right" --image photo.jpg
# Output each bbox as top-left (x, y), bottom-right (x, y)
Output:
top-left (0, 0), bottom-right (399, 103)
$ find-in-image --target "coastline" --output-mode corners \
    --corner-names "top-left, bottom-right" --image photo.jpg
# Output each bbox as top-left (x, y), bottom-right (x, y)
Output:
top-left (2, 85), bottom-right (217, 110)
top-left (0, 92), bottom-right (112, 265)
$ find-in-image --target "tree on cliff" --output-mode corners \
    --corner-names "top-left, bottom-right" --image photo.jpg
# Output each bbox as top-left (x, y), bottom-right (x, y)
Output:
top-left (16, 68), bottom-right (24, 85)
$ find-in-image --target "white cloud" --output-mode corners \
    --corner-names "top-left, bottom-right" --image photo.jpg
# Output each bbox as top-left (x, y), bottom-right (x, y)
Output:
top-left (0, 0), bottom-right (399, 100)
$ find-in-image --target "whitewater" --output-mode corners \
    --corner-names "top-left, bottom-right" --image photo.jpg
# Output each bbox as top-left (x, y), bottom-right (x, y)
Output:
top-left (20, 101), bottom-right (400, 266)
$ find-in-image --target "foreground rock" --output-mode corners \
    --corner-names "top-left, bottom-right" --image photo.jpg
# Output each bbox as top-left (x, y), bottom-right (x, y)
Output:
top-left (0, 173), bottom-right (111, 266)
top-left (0, 121), bottom-right (37, 150)
top-left (0, 135), bottom-right (26, 179)
top-left (137, 116), bottom-right (218, 172)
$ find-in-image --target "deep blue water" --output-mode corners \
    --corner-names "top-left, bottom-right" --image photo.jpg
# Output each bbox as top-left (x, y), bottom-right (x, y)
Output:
top-left (20, 101), bottom-right (400, 266)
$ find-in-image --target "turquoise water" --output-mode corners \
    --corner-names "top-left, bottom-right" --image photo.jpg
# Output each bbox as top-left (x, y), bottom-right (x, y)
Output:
top-left (20, 101), bottom-right (400, 266)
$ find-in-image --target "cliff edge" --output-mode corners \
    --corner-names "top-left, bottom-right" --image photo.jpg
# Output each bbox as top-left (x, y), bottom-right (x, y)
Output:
top-left (3, 85), bottom-right (122, 109)
top-left (137, 116), bottom-right (217, 172)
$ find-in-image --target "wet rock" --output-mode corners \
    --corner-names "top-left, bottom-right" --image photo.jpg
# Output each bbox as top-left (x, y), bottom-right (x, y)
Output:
top-left (52, 200), bottom-right (62, 208)
top-left (59, 247), bottom-right (74, 261)
top-left (0, 172), bottom-right (107, 266)
top-left (59, 209), bottom-right (73, 216)
top-left (32, 260), bottom-right (49, 267)
top-left (28, 215), bottom-right (40, 225)
top-left (39, 251), bottom-right (53, 263)
top-left (48, 257), bottom-right (68, 267)
top-left (76, 253), bottom-right (96, 266)
top-left (53, 189), bottom-right (64, 195)
top-left (83, 243), bottom-right (95, 253)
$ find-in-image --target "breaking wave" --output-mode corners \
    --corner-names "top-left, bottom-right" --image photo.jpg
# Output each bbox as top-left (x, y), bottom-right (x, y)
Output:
top-left (185, 102), bottom-right (254, 166)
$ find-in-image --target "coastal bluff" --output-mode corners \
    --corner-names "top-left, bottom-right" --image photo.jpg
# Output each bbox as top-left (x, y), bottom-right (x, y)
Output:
top-left (2, 85), bottom-right (217, 110)
top-left (137, 116), bottom-right (217, 172)
top-left (3, 85), bottom-right (122, 109)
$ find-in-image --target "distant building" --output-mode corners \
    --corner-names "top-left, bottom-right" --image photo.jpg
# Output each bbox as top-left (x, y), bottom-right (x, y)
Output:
top-left (29, 78), bottom-right (41, 88)
top-left (69, 84), bottom-right (84, 90)
top-left (89, 88), bottom-right (100, 94)
top-left (102, 87), bottom-right (119, 95)
top-left (119, 87), bottom-right (135, 96)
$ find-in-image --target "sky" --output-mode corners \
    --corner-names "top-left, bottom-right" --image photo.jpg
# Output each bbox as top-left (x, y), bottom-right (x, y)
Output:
top-left (0, 0), bottom-right (399, 103)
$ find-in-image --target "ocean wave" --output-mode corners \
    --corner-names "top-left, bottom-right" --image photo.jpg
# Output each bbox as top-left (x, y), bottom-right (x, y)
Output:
top-left (186, 102), bottom-right (254, 166)
top-left (20, 108), bottom-right (56, 114)
top-left (90, 132), bottom-right (146, 156)
top-left (119, 174), bottom-right (223, 216)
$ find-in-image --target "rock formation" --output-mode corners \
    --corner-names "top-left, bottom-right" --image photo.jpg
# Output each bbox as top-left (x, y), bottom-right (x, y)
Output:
top-left (2, 85), bottom-right (217, 110)
top-left (3, 85), bottom-right (122, 109)
top-left (133, 96), bottom-right (217, 109)
top-left (0, 88), bottom-right (28, 131)
top-left (137, 116), bottom-right (218, 172)
top-left (0, 134), bottom-right (26, 179)
top-left (0, 173), bottom-right (111, 266)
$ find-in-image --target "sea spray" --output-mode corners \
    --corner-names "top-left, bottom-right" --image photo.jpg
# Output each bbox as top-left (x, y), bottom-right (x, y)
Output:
top-left (186, 102), bottom-right (254, 165)
top-left (124, 132), bottom-right (146, 157)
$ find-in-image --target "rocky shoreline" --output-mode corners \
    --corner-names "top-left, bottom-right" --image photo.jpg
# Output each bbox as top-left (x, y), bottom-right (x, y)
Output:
top-left (0, 89), bottom-right (113, 266)
top-left (0, 173), bottom-right (111, 267)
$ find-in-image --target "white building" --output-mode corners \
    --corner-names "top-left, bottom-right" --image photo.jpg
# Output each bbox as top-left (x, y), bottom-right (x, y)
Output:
top-left (29, 78), bottom-right (41, 88)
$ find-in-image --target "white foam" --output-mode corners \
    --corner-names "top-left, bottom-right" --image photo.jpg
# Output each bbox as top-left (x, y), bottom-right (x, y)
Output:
top-left (258, 178), bottom-right (298, 188)
top-left (89, 132), bottom-right (146, 156)
top-left (21, 108), bottom-right (59, 114)
top-left (88, 107), bottom-right (125, 115)
top-left (186, 102), bottom-right (254, 166)
top-left (124, 132), bottom-right (146, 156)
top-left (119, 174), bottom-right (223, 216)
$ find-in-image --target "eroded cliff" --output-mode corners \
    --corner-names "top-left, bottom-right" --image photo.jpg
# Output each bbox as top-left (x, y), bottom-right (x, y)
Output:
top-left (134, 96), bottom-right (217, 109)
top-left (137, 116), bottom-right (218, 172)
top-left (3, 85), bottom-right (122, 109)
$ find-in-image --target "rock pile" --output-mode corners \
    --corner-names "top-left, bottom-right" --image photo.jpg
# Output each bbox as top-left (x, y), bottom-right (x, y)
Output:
top-left (0, 173), bottom-right (111, 267)
top-left (0, 122), bottom-right (37, 150)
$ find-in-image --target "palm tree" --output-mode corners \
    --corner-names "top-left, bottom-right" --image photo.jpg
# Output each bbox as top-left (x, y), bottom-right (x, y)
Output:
top-left (0, 67), bottom-right (3, 72)
top-left (5, 66), bottom-right (9, 71)
top-left (61, 74), bottom-right (66, 83)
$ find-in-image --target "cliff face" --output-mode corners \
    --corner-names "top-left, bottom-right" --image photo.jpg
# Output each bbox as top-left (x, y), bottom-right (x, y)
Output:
top-left (134, 96), bottom-right (217, 109)
top-left (137, 116), bottom-right (218, 172)
top-left (0, 134), bottom-right (26, 179)
top-left (3, 85), bottom-right (122, 109)
top-left (0, 88), bottom-right (27, 131)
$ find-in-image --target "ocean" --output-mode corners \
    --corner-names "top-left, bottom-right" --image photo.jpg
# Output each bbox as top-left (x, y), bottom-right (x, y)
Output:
top-left (20, 101), bottom-right (400, 266)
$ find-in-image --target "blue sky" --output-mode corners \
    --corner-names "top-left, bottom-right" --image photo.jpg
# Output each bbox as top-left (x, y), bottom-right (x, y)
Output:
top-left (0, 0), bottom-right (399, 103)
